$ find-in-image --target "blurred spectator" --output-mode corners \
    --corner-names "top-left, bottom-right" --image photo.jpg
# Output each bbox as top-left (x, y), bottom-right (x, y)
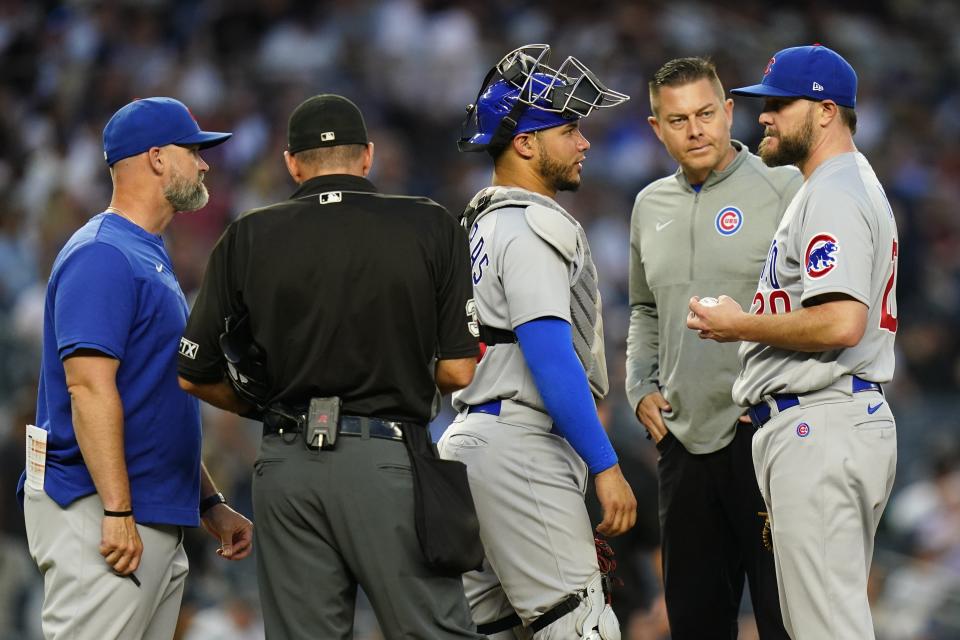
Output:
top-left (183, 593), bottom-right (264, 640)
top-left (0, 386), bottom-right (40, 639)
top-left (873, 445), bottom-right (960, 639)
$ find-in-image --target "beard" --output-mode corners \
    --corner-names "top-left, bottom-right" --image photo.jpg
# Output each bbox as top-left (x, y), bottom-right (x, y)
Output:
top-left (537, 152), bottom-right (581, 193)
top-left (164, 169), bottom-right (209, 212)
top-left (760, 108), bottom-right (815, 168)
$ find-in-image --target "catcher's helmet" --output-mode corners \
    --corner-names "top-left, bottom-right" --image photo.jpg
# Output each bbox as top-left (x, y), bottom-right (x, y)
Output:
top-left (464, 74), bottom-right (572, 148)
top-left (459, 44), bottom-right (629, 153)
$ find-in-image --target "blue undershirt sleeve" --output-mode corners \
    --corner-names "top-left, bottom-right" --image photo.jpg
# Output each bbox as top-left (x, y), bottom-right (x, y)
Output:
top-left (515, 317), bottom-right (618, 474)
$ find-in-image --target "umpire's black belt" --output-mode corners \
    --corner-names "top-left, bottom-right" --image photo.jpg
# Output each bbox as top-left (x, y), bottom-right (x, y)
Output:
top-left (262, 412), bottom-right (407, 442)
top-left (748, 375), bottom-right (882, 428)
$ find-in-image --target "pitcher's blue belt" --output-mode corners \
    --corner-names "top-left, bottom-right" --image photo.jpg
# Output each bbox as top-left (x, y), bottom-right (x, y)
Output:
top-left (467, 400), bottom-right (502, 416)
top-left (748, 375), bottom-right (882, 428)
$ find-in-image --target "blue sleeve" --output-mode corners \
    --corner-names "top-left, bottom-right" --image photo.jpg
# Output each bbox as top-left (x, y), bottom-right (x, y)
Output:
top-left (54, 242), bottom-right (136, 360)
top-left (515, 317), bottom-right (618, 474)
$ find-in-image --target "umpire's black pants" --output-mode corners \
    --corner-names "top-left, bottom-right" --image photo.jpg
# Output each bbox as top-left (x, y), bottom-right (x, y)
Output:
top-left (656, 422), bottom-right (789, 639)
top-left (252, 432), bottom-right (482, 640)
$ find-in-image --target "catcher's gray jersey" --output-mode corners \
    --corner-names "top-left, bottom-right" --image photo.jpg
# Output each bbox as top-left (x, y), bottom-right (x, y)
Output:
top-left (452, 186), bottom-right (608, 413)
top-left (733, 152), bottom-right (899, 406)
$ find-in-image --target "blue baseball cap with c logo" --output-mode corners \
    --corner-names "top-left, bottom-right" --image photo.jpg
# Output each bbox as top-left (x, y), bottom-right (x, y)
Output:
top-left (103, 97), bottom-right (232, 166)
top-left (731, 44), bottom-right (857, 108)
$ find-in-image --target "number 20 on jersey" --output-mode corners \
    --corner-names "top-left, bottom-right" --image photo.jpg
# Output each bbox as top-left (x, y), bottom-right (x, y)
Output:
top-left (753, 240), bottom-right (792, 315)
top-left (753, 238), bottom-right (899, 333)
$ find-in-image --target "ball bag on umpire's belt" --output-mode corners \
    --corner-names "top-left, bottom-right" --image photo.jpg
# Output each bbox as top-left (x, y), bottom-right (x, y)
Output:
top-left (400, 423), bottom-right (484, 575)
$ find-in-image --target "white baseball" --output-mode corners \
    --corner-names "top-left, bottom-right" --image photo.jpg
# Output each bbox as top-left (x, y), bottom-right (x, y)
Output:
top-left (698, 296), bottom-right (720, 307)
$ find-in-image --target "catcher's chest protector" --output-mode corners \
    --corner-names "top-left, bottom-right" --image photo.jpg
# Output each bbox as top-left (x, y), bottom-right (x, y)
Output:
top-left (466, 187), bottom-right (609, 398)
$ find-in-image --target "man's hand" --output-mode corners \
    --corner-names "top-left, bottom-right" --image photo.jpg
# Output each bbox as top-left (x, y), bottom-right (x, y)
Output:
top-left (686, 295), bottom-right (744, 342)
top-left (100, 515), bottom-right (143, 575)
top-left (201, 504), bottom-right (254, 560)
top-left (635, 391), bottom-right (671, 443)
top-left (594, 464), bottom-right (637, 537)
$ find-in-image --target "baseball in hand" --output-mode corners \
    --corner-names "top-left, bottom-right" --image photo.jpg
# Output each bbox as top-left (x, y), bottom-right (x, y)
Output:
top-left (698, 296), bottom-right (719, 307)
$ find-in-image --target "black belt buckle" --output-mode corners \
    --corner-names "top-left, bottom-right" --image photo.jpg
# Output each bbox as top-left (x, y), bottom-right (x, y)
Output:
top-left (306, 397), bottom-right (342, 450)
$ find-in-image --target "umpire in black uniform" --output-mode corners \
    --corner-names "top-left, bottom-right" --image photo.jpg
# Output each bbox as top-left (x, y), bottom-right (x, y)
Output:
top-left (177, 95), bottom-right (483, 639)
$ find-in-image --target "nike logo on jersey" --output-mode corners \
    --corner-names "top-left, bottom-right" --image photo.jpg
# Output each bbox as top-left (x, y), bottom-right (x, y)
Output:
top-left (655, 219), bottom-right (674, 232)
top-left (867, 402), bottom-right (884, 415)
top-left (155, 263), bottom-right (163, 273)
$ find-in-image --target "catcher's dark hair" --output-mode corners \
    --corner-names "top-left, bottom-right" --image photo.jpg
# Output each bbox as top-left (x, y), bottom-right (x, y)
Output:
top-left (648, 57), bottom-right (725, 116)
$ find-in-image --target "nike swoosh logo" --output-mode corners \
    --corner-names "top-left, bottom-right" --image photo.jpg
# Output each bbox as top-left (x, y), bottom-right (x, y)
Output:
top-left (655, 220), bottom-right (674, 232)
top-left (867, 402), bottom-right (884, 414)
top-left (155, 263), bottom-right (163, 273)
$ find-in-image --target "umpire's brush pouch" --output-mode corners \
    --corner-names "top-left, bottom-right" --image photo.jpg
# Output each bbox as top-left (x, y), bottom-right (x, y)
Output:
top-left (399, 423), bottom-right (484, 575)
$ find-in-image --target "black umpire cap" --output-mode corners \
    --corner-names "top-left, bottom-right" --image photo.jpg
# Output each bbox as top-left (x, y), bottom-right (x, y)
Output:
top-left (288, 94), bottom-right (369, 154)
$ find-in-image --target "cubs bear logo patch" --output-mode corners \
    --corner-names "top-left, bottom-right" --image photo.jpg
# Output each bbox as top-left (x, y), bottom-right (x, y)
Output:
top-left (715, 206), bottom-right (743, 236)
top-left (804, 233), bottom-right (839, 278)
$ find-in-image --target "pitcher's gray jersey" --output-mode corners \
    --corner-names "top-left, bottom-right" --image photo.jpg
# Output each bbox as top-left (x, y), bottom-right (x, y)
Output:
top-left (452, 186), bottom-right (607, 413)
top-left (733, 152), bottom-right (899, 406)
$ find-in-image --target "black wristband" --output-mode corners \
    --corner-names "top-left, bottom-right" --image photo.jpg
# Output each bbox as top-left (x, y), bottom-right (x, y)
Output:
top-left (199, 491), bottom-right (227, 515)
top-left (103, 509), bottom-right (133, 517)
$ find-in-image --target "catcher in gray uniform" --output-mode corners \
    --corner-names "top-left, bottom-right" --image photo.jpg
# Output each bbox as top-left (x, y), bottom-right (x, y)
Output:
top-left (440, 44), bottom-right (637, 639)
top-left (688, 45), bottom-right (899, 640)
top-left (627, 57), bottom-right (799, 639)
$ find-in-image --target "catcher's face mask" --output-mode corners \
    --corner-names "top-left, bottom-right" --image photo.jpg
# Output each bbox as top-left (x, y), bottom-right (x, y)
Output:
top-left (458, 44), bottom-right (629, 153)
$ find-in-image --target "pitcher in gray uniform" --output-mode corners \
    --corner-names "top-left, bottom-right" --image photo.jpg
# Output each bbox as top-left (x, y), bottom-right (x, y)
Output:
top-left (627, 57), bottom-right (799, 639)
top-left (441, 44), bottom-right (637, 639)
top-left (688, 45), bottom-right (899, 640)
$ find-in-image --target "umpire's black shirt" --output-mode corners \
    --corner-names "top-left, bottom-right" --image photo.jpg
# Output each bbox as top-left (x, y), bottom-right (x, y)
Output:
top-left (177, 174), bottom-right (478, 424)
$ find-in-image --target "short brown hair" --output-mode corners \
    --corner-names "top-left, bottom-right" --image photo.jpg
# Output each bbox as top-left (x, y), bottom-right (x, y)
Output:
top-left (839, 106), bottom-right (857, 135)
top-left (293, 144), bottom-right (366, 170)
top-left (649, 57), bottom-right (725, 116)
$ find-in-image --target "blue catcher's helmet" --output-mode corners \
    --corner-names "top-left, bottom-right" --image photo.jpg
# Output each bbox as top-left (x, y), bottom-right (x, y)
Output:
top-left (458, 44), bottom-right (629, 153)
top-left (464, 74), bottom-right (576, 148)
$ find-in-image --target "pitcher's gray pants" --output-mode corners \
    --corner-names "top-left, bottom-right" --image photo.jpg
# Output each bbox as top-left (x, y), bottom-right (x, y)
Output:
top-left (752, 387), bottom-right (896, 640)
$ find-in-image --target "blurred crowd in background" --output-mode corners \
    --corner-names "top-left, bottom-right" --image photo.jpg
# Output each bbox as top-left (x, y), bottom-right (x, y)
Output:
top-left (0, 0), bottom-right (959, 638)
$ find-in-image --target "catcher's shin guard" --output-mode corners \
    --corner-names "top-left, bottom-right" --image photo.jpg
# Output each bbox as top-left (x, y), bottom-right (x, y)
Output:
top-left (534, 573), bottom-right (620, 640)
